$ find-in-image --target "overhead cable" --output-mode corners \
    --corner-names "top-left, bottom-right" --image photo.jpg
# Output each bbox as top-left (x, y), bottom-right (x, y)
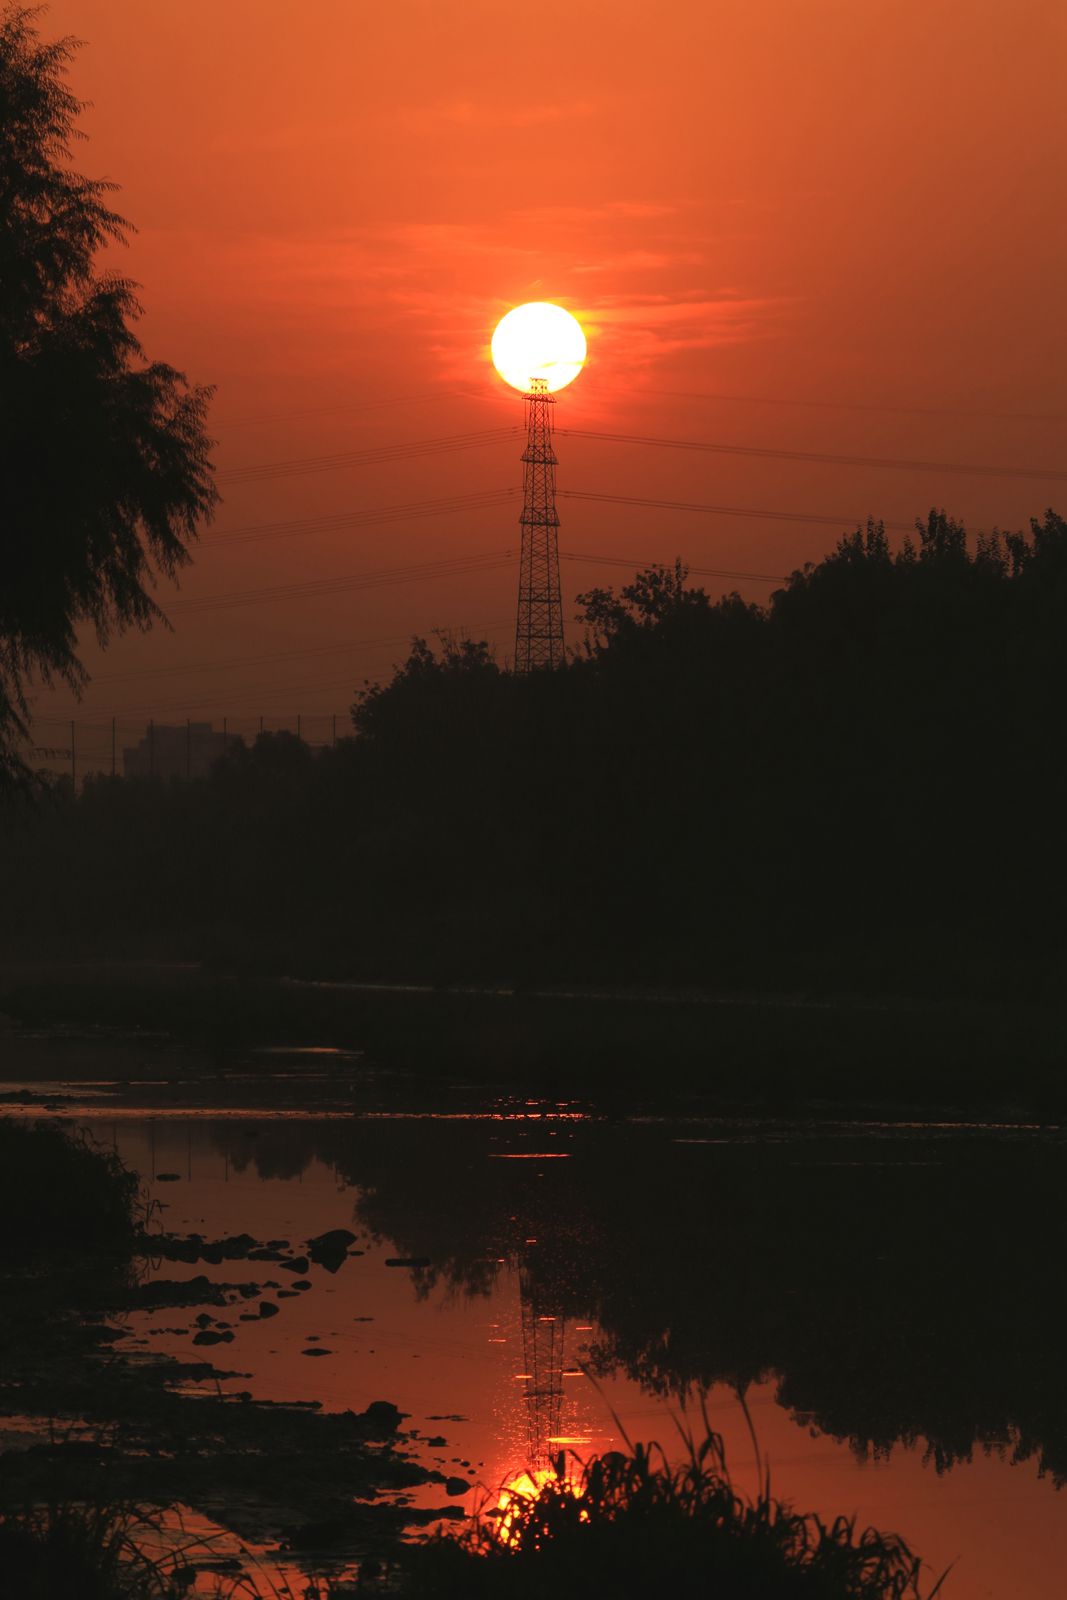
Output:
top-left (558, 488), bottom-right (915, 534)
top-left (202, 488), bottom-right (519, 550)
top-left (560, 427), bottom-right (1065, 484)
top-left (219, 427), bottom-right (518, 485)
top-left (216, 422), bottom-right (1062, 489)
top-left (166, 552), bottom-right (516, 615)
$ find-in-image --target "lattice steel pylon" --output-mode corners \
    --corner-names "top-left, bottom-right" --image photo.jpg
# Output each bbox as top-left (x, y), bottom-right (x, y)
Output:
top-left (518, 1264), bottom-right (566, 1470)
top-left (514, 378), bottom-right (565, 671)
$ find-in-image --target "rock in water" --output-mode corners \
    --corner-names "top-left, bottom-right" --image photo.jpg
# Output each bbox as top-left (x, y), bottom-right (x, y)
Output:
top-left (361, 1400), bottom-right (402, 1433)
top-left (307, 1228), bottom-right (358, 1273)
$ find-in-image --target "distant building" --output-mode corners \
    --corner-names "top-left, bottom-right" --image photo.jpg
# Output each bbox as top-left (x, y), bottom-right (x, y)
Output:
top-left (122, 722), bottom-right (228, 780)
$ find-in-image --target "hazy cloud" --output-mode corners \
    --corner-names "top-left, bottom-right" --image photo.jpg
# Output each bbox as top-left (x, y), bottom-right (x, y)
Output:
top-left (170, 210), bottom-right (784, 377)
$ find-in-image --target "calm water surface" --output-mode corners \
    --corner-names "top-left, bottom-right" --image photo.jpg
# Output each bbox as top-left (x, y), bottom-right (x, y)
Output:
top-left (4, 1017), bottom-right (1062, 1593)
top-left (6, 1033), bottom-right (1066, 1599)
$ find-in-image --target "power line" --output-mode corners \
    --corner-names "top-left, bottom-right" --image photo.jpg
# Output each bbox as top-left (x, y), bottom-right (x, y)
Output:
top-left (166, 551), bottom-right (516, 615)
top-left (35, 532), bottom-right (792, 711)
top-left (214, 421), bottom-right (1064, 491)
top-left (561, 550), bottom-right (787, 584)
top-left (89, 628), bottom-right (474, 687)
top-left (560, 427), bottom-right (1066, 485)
top-left (199, 482), bottom-right (886, 557)
top-left (213, 384), bottom-right (503, 429)
top-left (201, 488), bottom-right (519, 551)
top-left (36, 470), bottom-right (1023, 704)
top-left (33, 623), bottom-right (517, 719)
top-left (161, 537), bottom-right (791, 618)
top-left (218, 427), bottom-right (518, 486)
top-left (26, 526), bottom-right (798, 731)
top-left (88, 531), bottom-right (788, 690)
top-left (214, 383), bottom-right (1058, 430)
top-left (638, 386), bottom-right (1063, 425)
top-left (94, 550), bottom-right (785, 695)
top-left (169, 485), bottom-right (976, 619)
top-left (558, 488), bottom-right (916, 535)
top-left (131, 650), bottom-right (510, 713)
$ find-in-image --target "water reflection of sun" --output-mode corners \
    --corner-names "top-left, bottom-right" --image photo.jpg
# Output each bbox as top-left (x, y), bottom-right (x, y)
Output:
top-left (494, 1464), bottom-right (580, 1543)
top-left (481, 1271), bottom-right (610, 1518)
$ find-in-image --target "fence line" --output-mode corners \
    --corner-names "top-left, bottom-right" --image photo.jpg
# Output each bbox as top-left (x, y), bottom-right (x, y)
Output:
top-left (21, 713), bottom-right (348, 788)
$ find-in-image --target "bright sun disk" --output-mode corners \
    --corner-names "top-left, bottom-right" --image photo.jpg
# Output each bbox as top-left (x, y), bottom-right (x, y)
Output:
top-left (491, 302), bottom-right (586, 393)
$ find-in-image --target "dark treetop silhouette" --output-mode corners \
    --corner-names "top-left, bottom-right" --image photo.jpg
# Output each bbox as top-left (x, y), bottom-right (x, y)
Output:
top-left (2, 508), bottom-right (1064, 1008)
top-left (0, 5), bottom-right (216, 777)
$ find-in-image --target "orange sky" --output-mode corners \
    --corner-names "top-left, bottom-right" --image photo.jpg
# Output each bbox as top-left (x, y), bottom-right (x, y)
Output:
top-left (32, 0), bottom-right (1067, 760)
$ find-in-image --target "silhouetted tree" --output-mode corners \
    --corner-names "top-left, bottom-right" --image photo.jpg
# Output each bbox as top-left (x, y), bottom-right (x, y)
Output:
top-left (1, 508), bottom-right (1064, 994)
top-left (0, 5), bottom-right (216, 772)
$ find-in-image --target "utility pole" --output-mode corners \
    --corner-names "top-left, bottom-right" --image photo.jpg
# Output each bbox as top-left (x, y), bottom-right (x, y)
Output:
top-left (70, 720), bottom-right (75, 789)
top-left (149, 719), bottom-right (155, 778)
top-left (111, 716), bottom-right (116, 777)
top-left (514, 377), bottom-right (565, 671)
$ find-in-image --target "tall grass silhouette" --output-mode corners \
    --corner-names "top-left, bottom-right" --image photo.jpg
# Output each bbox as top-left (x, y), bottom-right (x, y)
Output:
top-left (405, 1409), bottom-right (950, 1599)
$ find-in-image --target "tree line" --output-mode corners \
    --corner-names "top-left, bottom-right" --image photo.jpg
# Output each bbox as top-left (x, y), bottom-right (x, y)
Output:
top-left (2, 507), bottom-right (1065, 997)
top-left (2, 9), bottom-right (1064, 997)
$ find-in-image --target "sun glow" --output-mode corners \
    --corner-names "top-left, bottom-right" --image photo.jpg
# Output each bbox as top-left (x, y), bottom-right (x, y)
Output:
top-left (493, 1465), bottom-right (582, 1542)
top-left (491, 302), bottom-right (586, 393)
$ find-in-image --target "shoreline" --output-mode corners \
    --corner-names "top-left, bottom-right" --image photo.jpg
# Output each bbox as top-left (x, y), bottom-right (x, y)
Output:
top-left (1, 957), bottom-right (1064, 1121)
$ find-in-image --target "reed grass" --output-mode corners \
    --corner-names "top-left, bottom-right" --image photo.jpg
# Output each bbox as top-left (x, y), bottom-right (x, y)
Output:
top-left (0, 1500), bottom-right (197, 1599)
top-left (0, 1116), bottom-right (140, 1263)
top-left (403, 1420), bottom-right (949, 1599)
top-left (0, 1497), bottom-right (300, 1599)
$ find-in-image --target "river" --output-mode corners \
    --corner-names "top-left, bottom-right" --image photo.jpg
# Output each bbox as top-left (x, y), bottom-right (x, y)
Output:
top-left (3, 1030), bottom-right (1066, 1596)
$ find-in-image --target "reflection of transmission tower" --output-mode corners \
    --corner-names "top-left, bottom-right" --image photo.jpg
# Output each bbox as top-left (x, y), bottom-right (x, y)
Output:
top-left (519, 1264), bottom-right (566, 1469)
top-left (514, 378), bottom-right (565, 672)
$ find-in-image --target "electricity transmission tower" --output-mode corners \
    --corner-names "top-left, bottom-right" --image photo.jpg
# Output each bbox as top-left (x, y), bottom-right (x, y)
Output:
top-left (514, 378), bottom-right (565, 671)
top-left (518, 1264), bottom-right (566, 1469)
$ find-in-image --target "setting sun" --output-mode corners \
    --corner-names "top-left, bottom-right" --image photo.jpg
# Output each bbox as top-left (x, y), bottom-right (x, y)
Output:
top-left (491, 302), bottom-right (587, 393)
top-left (6, 4), bottom-right (1065, 1596)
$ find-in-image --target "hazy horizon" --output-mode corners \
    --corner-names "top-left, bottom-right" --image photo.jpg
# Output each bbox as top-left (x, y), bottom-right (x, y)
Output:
top-left (26, 0), bottom-right (1067, 763)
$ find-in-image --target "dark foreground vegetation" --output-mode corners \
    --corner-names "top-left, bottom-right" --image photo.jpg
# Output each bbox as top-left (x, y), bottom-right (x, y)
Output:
top-left (0, 1501), bottom-right (197, 1600)
top-left (406, 1435), bottom-right (945, 1600)
top-left (0, 1116), bottom-right (138, 1263)
top-left (3, 510), bottom-right (1067, 1027)
top-left (0, 1441), bottom-right (944, 1600)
